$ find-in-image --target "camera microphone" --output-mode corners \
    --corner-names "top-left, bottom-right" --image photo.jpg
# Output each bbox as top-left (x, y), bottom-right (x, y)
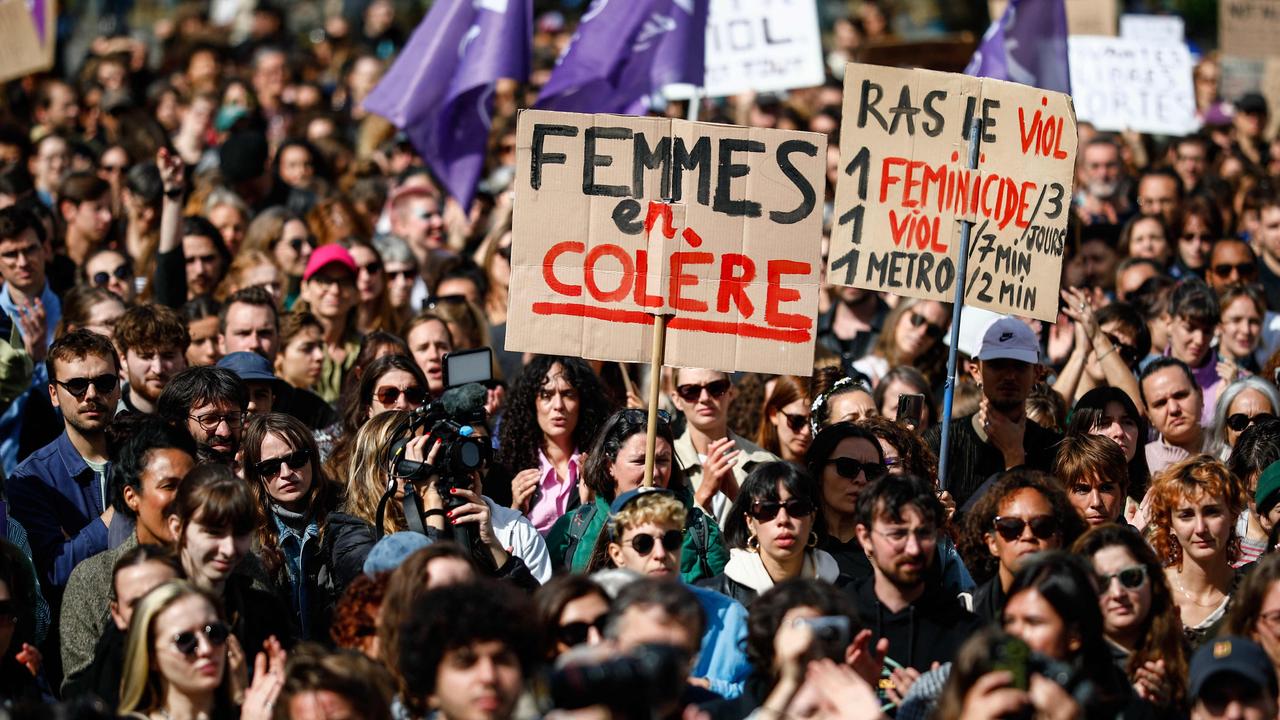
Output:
top-left (440, 382), bottom-right (488, 423)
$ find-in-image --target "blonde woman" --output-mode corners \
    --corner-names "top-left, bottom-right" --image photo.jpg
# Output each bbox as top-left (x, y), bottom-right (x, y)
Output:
top-left (343, 410), bottom-right (423, 537)
top-left (118, 580), bottom-right (285, 720)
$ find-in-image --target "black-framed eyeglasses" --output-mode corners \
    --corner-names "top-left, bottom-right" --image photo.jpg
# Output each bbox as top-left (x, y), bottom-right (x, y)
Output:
top-left (425, 294), bottom-right (467, 309)
top-left (55, 373), bottom-right (119, 398)
top-left (626, 529), bottom-right (682, 556)
top-left (254, 448), bottom-right (311, 478)
top-left (781, 411), bottom-right (809, 433)
top-left (1097, 565), bottom-right (1147, 590)
top-left (1228, 412), bottom-right (1275, 433)
top-left (749, 497), bottom-right (815, 522)
top-left (675, 379), bottom-right (731, 403)
top-left (909, 311), bottom-right (946, 340)
top-left (557, 615), bottom-right (607, 647)
top-left (91, 264), bottom-right (133, 287)
top-left (188, 411), bottom-right (246, 433)
top-left (993, 515), bottom-right (1060, 541)
top-left (172, 622), bottom-right (230, 657)
top-left (826, 457), bottom-right (888, 482)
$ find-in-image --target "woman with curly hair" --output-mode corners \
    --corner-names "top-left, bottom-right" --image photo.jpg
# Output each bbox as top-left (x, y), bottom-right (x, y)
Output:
top-left (857, 415), bottom-right (937, 480)
top-left (1226, 553), bottom-right (1280, 681)
top-left (1074, 524), bottom-right (1188, 709)
top-left (242, 412), bottom-right (376, 641)
top-left (497, 356), bottom-right (612, 532)
top-left (330, 572), bottom-right (388, 659)
top-left (959, 469), bottom-right (1084, 623)
top-left (1147, 454), bottom-right (1247, 650)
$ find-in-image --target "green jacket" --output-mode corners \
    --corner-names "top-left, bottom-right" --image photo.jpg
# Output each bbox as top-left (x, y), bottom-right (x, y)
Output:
top-left (545, 492), bottom-right (728, 583)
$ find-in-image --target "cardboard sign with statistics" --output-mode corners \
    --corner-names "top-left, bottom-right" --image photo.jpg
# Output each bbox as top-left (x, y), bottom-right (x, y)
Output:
top-left (828, 63), bottom-right (1077, 322)
top-left (506, 109), bottom-right (827, 376)
top-left (0, 0), bottom-right (56, 83)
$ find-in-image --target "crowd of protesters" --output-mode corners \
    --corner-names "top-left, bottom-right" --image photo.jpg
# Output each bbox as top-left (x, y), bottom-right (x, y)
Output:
top-left (3, 1), bottom-right (1280, 720)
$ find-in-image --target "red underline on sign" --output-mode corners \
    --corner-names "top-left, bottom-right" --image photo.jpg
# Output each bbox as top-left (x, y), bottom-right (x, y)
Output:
top-left (531, 303), bottom-right (813, 344)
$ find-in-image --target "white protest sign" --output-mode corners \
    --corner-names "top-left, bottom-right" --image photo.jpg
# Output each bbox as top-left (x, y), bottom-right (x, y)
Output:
top-left (1119, 14), bottom-right (1184, 43)
top-left (1068, 36), bottom-right (1198, 135)
top-left (667, 0), bottom-right (824, 99)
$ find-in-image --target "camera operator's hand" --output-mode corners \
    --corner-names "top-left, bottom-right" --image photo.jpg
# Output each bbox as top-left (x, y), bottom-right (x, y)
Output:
top-left (957, 671), bottom-right (1029, 720)
top-left (407, 438), bottom-right (447, 530)
top-left (448, 487), bottom-right (510, 568)
top-left (1028, 673), bottom-right (1082, 720)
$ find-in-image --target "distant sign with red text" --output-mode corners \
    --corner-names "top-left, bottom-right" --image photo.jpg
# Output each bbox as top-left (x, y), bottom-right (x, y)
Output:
top-left (828, 64), bottom-right (1078, 322)
top-left (506, 110), bottom-right (827, 376)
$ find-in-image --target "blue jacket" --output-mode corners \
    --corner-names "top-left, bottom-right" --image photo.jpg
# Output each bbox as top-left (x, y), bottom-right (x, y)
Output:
top-left (0, 282), bottom-right (59, 474)
top-left (688, 584), bottom-right (751, 699)
top-left (7, 432), bottom-right (110, 588)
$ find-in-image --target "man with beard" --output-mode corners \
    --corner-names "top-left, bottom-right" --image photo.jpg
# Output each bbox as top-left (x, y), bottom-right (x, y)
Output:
top-left (926, 317), bottom-right (1062, 508)
top-left (7, 330), bottom-right (122, 588)
top-left (157, 365), bottom-right (247, 466)
top-left (1074, 136), bottom-right (1134, 227)
top-left (851, 474), bottom-right (981, 673)
top-left (114, 304), bottom-right (189, 416)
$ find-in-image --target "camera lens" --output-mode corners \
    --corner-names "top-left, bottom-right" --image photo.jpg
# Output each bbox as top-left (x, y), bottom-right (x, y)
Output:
top-left (459, 442), bottom-right (482, 469)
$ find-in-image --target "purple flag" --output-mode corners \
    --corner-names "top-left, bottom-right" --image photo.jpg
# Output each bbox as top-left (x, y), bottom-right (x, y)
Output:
top-left (536, 0), bottom-right (708, 115)
top-left (965, 0), bottom-right (1070, 94)
top-left (364, 0), bottom-right (531, 209)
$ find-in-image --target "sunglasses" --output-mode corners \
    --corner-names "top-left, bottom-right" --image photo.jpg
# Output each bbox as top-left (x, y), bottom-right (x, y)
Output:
top-left (675, 379), bottom-right (731, 403)
top-left (56, 373), bottom-right (119, 398)
top-left (749, 497), bottom-right (815, 521)
top-left (254, 448), bottom-right (311, 478)
top-left (780, 411), bottom-right (809, 433)
top-left (626, 529), bottom-right (683, 556)
top-left (288, 237), bottom-right (315, 254)
top-left (993, 515), bottom-right (1060, 541)
top-left (387, 268), bottom-right (416, 281)
top-left (91, 264), bottom-right (133, 286)
top-left (557, 615), bottom-right (607, 647)
top-left (359, 261), bottom-right (383, 275)
top-left (1228, 412), bottom-right (1275, 433)
top-left (909, 311), bottom-right (946, 340)
top-left (425, 294), bottom-right (468, 309)
top-left (101, 164), bottom-right (126, 173)
top-left (1102, 332), bottom-right (1140, 367)
top-left (172, 622), bottom-right (230, 657)
top-left (1097, 565), bottom-right (1147, 590)
top-left (374, 385), bottom-right (427, 406)
top-left (1212, 261), bottom-right (1258, 280)
top-left (827, 457), bottom-right (889, 482)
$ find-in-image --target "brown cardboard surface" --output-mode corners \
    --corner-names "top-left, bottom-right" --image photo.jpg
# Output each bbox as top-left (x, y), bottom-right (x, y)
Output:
top-left (989, 0), bottom-right (1116, 36)
top-left (828, 63), bottom-right (1077, 322)
top-left (506, 109), bottom-right (827, 376)
top-left (0, 0), bottom-right (56, 84)
top-left (1221, 0), bottom-right (1280, 60)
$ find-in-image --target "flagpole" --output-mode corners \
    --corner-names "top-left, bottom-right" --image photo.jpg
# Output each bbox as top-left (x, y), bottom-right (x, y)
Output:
top-left (937, 119), bottom-right (982, 494)
top-left (643, 314), bottom-right (668, 488)
top-left (686, 88), bottom-right (701, 122)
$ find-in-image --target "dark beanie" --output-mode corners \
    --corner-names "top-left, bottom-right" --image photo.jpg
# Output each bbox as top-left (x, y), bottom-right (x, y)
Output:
top-left (219, 131), bottom-right (269, 185)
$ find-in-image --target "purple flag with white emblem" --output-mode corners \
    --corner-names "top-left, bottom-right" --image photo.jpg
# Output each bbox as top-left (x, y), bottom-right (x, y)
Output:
top-left (966, 0), bottom-right (1070, 94)
top-left (364, 0), bottom-right (531, 209)
top-left (536, 0), bottom-right (708, 115)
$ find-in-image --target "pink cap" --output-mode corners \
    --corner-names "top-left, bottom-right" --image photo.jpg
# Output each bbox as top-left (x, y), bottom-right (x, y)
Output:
top-left (303, 244), bottom-right (358, 282)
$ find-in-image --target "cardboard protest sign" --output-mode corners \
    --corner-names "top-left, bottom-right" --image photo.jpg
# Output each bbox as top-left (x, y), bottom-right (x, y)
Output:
top-left (1067, 36), bottom-right (1197, 136)
top-left (1221, 0), bottom-right (1280, 60)
top-left (0, 0), bottom-right (56, 84)
top-left (828, 63), bottom-right (1077, 323)
top-left (989, 0), bottom-right (1116, 36)
top-left (506, 110), bottom-right (827, 376)
top-left (665, 0), bottom-right (824, 99)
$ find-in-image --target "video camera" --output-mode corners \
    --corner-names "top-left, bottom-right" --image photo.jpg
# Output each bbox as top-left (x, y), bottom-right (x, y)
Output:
top-left (547, 644), bottom-right (690, 720)
top-left (375, 348), bottom-right (495, 548)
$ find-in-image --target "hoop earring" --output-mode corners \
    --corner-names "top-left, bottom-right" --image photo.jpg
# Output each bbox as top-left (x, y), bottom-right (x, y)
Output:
top-left (808, 532), bottom-right (819, 548)
top-left (746, 535), bottom-right (760, 553)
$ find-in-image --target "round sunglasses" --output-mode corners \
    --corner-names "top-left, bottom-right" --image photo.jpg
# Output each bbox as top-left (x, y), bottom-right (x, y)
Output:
top-left (172, 621), bottom-right (230, 657)
top-left (624, 529), bottom-right (682, 556)
top-left (1228, 412), bottom-right (1274, 433)
top-left (1097, 565), bottom-right (1147, 590)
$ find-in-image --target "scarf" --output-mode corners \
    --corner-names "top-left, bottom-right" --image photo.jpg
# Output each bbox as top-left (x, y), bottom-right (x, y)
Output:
top-left (723, 547), bottom-right (841, 593)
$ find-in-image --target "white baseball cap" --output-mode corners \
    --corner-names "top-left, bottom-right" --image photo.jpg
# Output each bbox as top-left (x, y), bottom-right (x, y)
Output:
top-left (977, 316), bottom-right (1040, 364)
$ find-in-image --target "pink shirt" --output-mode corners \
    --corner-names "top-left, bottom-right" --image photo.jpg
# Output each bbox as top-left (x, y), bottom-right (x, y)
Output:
top-left (528, 449), bottom-right (581, 535)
